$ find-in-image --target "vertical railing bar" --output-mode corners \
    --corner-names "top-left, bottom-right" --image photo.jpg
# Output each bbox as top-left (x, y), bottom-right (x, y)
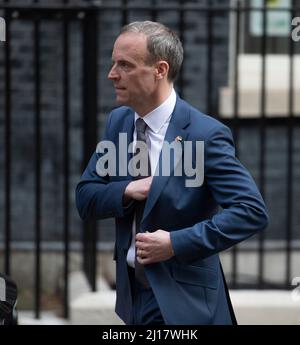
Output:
top-left (286, 1), bottom-right (295, 289)
top-left (122, 0), bottom-right (128, 26)
top-left (93, 10), bottom-right (99, 293)
top-left (82, 11), bottom-right (89, 290)
top-left (82, 10), bottom-right (98, 291)
top-left (206, 1), bottom-right (213, 115)
top-left (258, 0), bottom-right (267, 289)
top-left (233, 1), bottom-right (241, 164)
top-left (33, 2), bottom-right (42, 318)
top-left (4, 6), bottom-right (11, 276)
top-left (177, 0), bottom-right (184, 98)
top-left (80, 12), bottom-right (88, 289)
top-left (231, 0), bottom-right (242, 289)
top-left (93, 12), bottom-right (99, 293)
top-left (62, 1), bottom-right (70, 319)
top-left (151, 0), bottom-right (157, 22)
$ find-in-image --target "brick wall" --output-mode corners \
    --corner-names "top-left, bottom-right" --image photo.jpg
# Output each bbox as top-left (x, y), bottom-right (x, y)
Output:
top-left (3, 0), bottom-right (298, 246)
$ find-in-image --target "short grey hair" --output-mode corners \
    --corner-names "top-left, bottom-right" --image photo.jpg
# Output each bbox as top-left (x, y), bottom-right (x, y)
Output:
top-left (120, 21), bottom-right (183, 82)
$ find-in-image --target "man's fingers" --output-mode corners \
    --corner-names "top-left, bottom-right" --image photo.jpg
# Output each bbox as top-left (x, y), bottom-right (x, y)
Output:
top-left (136, 232), bottom-right (151, 242)
top-left (135, 233), bottom-right (143, 241)
top-left (137, 249), bottom-right (148, 257)
top-left (136, 240), bottom-right (149, 251)
top-left (136, 256), bottom-right (152, 265)
top-left (135, 240), bottom-right (143, 249)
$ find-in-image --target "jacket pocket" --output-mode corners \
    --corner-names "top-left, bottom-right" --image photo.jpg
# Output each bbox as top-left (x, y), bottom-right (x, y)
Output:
top-left (171, 263), bottom-right (218, 289)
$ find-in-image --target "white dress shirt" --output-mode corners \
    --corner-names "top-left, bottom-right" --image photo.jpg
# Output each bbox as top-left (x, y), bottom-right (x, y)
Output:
top-left (126, 88), bottom-right (177, 267)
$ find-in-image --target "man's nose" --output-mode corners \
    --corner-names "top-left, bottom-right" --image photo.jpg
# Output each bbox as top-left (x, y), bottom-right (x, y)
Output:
top-left (108, 65), bottom-right (120, 81)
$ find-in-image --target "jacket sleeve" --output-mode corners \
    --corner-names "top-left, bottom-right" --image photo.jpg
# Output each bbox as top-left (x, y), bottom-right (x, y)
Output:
top-left (170, 124), bottom-right (269, 264)
top-left (75, 113), bottom-right (134, 221)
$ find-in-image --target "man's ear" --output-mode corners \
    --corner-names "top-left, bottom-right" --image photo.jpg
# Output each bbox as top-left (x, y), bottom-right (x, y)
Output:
top-left (155, 61), bottom-right (169, 80)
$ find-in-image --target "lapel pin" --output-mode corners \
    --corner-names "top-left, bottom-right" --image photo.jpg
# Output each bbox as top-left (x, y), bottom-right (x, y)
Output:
top-left (175, 136), bottom-right (183, 142)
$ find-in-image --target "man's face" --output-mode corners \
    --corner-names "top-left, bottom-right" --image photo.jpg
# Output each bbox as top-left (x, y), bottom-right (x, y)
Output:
top-left (108, 32), bottom-right (158, 111)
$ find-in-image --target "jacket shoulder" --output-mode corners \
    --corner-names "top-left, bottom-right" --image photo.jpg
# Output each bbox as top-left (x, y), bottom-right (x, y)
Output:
top-left (185, 102), bottom-right (231, 139)
top-left (109, 105), bottom-right (132, 121)
top-left (105, 106), bottom-right (133, 130)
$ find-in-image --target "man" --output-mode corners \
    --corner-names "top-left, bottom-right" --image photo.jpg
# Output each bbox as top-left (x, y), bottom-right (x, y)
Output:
top-left (76, 21), bottom-right (269, 325)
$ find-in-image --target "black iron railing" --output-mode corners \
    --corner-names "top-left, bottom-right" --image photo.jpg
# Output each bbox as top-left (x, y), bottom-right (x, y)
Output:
top-left (0, 0), bottom-right (299, 319)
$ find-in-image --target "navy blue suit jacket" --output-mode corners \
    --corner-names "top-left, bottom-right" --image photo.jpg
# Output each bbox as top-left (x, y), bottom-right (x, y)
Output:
top-left (76, 95), bottom-right (269, 325)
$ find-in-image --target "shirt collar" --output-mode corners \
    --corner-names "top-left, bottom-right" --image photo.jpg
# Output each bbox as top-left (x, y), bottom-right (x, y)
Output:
top-left (134, 88), bottom-right (176, 134)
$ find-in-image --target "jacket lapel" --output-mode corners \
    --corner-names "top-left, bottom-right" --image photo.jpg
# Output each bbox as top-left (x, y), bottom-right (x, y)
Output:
top-left (142, 96), bottom-right (190, 225)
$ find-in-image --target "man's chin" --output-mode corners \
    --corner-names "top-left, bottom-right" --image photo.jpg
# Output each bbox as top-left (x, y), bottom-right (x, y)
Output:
top-left (115, 96), bottom-right (129, 106)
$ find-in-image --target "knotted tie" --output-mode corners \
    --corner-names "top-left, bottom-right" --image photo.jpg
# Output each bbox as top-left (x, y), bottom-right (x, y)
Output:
top-left (134, 118), bottom-right (151, 288)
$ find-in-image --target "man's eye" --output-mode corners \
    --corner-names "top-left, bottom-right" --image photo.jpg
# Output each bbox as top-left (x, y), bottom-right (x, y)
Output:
top-left (119, 61), bottom-right (130, 69)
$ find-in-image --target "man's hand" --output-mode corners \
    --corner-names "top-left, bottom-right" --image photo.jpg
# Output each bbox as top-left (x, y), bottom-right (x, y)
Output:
top-left (136, 229), bottom-right (175, 265)
top-left (124, 176), bottom-right (153, 202)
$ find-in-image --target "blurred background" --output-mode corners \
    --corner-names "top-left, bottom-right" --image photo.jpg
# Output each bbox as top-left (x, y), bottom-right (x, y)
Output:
top-left (0, 0), bottom-right (299, 324)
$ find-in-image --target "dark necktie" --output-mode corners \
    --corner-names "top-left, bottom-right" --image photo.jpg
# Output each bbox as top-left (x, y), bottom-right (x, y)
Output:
top-left (134, 118), bottom-right (151, 178)
top-left (134, 118), bottom-right (151, 288)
